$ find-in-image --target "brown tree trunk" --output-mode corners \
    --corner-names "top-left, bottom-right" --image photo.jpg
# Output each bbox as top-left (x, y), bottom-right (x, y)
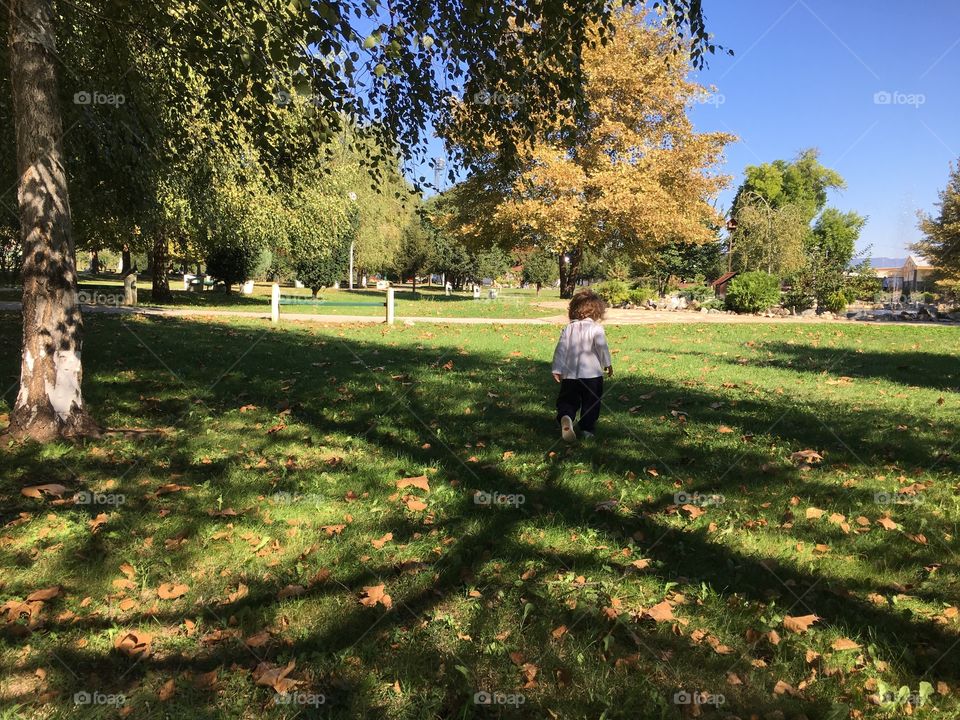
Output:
top-left (5, 0), bottom-right (100, 442)
top-left (151, 233), bottom-right (171, 302)
top-left (121, 244), bottom-right (133, 276)
top-left (558, 248), bottom-right (582, 299)
top-left (90, 249), bottom-right (99, 274)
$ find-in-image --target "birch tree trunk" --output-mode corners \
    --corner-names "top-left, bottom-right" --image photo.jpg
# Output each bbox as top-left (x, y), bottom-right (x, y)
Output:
top-left (5, 0), bottom-right (100, 441)
top-left (151, 233), bottom-right (171, 302)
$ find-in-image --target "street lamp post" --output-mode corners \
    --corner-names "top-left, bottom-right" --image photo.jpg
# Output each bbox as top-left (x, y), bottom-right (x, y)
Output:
top-left (347, 192), bottom-right (357, 290)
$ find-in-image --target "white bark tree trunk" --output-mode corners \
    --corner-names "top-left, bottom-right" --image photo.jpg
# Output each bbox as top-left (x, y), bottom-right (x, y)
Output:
top-left (5, 0), bottom-right (99, 441)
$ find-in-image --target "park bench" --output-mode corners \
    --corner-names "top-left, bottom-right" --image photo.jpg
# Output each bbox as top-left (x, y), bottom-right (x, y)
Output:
top-left (270, 284), bottom-right (395, 324)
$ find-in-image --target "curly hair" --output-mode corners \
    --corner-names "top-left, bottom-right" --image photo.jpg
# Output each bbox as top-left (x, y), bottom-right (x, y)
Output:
top-left (568, 290), bottom-right (606, 321)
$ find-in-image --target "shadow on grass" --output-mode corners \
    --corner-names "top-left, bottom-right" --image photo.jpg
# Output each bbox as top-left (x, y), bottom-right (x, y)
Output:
top-left (1, 313), bottom-right (958, 718)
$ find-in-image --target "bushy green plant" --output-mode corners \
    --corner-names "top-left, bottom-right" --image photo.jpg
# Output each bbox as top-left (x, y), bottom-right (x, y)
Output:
top-left (250, 248), bottom-right (273, 281)
top-left (205, 242), bottom-right (259, 293)
top-left (681, 282), bottom-right (712, 303)
top-left (782, 285), bottom-right (815, 312)
top-left (593, 279), bottom-right (631, 305)
top-left (820, 290), bottom-right (848, 313)
top-left (626, 286), bottom-right (657, 305)
top-left (724, 271), bottom-right (781, 313)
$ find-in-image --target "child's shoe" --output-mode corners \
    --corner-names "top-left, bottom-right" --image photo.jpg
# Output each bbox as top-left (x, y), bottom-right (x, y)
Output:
top-left (560, 415), bottom-right (576, 442)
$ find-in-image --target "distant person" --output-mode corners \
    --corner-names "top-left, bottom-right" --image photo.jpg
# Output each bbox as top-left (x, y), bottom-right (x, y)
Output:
top-left (551, 290), bottom-right (613, 442)
top-left (445, 280), bottom-right (452, 296)
top-left (361, 274), bottom-right (368, 288)
top-left (472, 284), bottom-right (481, 299)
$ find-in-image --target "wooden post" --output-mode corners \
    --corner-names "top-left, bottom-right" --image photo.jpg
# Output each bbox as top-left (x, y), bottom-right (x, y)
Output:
top-left (123, 273), bottom-right (137, 306)
top-left (386, 287), bottom-right (395, 325)
top-left (271, 283), bottom-right (280, 324)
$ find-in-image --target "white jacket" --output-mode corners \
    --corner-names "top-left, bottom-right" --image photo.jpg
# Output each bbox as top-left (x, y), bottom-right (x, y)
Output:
top-left (551, 319), bottom-right (612, 379)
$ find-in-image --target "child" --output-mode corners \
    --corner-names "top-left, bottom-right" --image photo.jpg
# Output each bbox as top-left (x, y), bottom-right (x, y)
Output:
top-left (551, 290), bottom-right (613, 441)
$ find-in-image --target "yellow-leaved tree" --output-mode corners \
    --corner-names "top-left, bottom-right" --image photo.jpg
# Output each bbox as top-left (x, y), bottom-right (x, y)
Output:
top-left (452, 9), bottom-right (736, 296)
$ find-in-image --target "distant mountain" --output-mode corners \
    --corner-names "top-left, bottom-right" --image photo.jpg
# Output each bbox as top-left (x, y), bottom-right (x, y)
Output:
top-left (868, 257), bottom-right (906, 268)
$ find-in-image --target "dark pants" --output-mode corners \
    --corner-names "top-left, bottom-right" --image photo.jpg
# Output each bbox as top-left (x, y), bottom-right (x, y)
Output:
top-left (556, 377), bottom-right (604, 432)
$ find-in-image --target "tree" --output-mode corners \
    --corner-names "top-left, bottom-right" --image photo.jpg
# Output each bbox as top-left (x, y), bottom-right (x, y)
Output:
top-left (730, 199), bottom-right (811, 275)
top-left (465, 10), bottom-right (735, 297)
top-left (474, 246), bottom-right (512, 285)
top-left (637, 238), bottom-right (725, 295)
top-left (731, 149), bottom-right (845, 224)
top-left (287, 184), bottom-right (356, 297)
top-left (791, 209), bottom-right (866, 310)
top-left (913, 161), bottom-right (960, 293)
top-left (396, 210), bottom-right (434, 293)
top-left (6, 0), bottom-right (100, 440)
top-left (521, 250), bottom-right (557, 293)
top-left (205, 243), bottom-right (257, 294)
top-left (4, 0), bottom-right (718, 441)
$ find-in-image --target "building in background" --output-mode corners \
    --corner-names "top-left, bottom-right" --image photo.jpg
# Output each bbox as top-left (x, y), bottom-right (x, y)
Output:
top-left (869, 256), bottom-right (936, 294)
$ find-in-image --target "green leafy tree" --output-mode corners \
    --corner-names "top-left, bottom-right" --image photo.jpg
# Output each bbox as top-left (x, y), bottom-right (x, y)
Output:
top-left (521, 250), bottom-right (558, 293)
top-left (474, 247), bottom-right (512, 285)
top-left (205, 244), bottom-right (257, 294)
top-left (288, 185), bottom-right (357, 297)
top-left (730, 149), bottom-right (846, 276)
top-left (913, 161), bottom-right (960, 295)
top-left (637, 238), bottom-right (725, 295)
top-left (396, 210), bottom-right (435, 293)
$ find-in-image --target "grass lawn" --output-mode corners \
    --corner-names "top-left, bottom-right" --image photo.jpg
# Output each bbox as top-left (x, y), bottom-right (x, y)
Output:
top-left (1, 314), bottom-right (959, 718)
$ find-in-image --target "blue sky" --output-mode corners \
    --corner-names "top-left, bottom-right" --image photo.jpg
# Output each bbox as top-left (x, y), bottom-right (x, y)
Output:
top-left (418, 0), bottom-right (960, 259)
top-left (687, 0), bottom-right (960, 258)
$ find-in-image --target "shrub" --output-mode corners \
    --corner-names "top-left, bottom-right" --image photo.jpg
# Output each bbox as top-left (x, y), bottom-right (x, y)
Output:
top-left (593, 279), bottom-right (631, 306)
top-left (681, 282), bottom-right (712, 303)
top-left (724, 272), bottom-right (781, 313)
top-left (820, 290), bottom-right (848, 314)
top-left (782, 285), bottom-right (815, 312)
top-left (205, 242), bottom-right (259, 293)
top-left (626, 286), bottom-right (657, 305)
